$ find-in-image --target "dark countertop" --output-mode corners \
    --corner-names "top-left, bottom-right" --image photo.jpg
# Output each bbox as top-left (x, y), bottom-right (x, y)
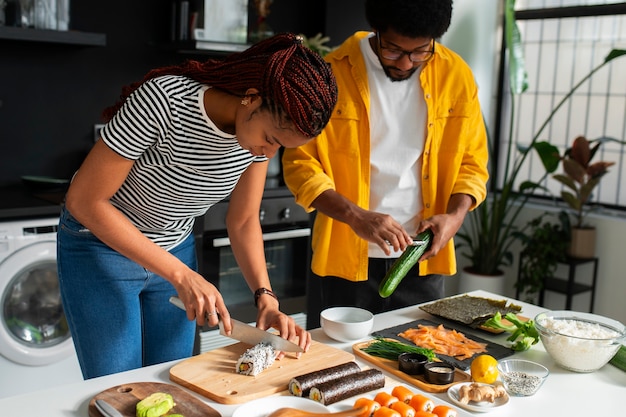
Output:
top-left (0, 184), bottom-right (295, 222)
top-left (0, 184), bottom-right (65, 221)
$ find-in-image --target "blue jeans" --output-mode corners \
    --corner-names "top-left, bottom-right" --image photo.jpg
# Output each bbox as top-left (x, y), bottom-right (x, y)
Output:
top-left (57, 207), bottom-right (196, 379)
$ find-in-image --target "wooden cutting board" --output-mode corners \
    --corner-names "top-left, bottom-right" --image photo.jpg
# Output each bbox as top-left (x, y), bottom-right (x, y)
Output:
top-left (169, 340), bottom-right (355, 404)
top-left (352, 340), bottom-right (471, 393)
top-left (88, 382), bottom-right (221, 417)
top-left (373, 318), bottom-right (514, 371)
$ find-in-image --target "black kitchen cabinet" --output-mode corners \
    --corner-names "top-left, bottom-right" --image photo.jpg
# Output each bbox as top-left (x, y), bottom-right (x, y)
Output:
top-left (0, 26), bottom-right (106, 46)
top-left (0, 0), bottom-right (363, 200)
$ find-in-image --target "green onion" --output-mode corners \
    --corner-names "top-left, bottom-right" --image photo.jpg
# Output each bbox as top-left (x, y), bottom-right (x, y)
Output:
top-left (361, 336), bottom-right (436, 361)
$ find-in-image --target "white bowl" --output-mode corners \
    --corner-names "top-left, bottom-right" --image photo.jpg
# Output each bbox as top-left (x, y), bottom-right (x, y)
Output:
top-left (320, 307), bottom-right (374, 342)
top-left (534, 310), bottom-right (626, 372)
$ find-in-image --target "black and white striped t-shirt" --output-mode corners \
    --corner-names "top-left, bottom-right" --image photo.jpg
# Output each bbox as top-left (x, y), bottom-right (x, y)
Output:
top-left (101, 75), bottom-right (266, 249)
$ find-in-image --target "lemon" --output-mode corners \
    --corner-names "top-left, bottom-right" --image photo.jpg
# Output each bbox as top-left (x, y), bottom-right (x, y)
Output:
top-left (470, 354), bottom-right (499, 384)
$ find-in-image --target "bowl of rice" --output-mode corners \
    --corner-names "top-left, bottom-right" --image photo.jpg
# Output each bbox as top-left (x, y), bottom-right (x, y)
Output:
top-left (534, 310), bottom-right (626, 372)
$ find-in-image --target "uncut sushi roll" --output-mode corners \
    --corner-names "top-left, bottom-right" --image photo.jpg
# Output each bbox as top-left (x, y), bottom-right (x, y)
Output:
top-left (289, 361), bottom-right (361, 397)
top-left (236, 342), bottom-right (276, 376)
top-left (309, 369), bottom-right (385, 405)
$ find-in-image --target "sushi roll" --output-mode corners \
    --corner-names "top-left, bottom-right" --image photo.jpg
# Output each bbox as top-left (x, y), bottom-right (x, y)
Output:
top-left (431, 405), bottom-right (458, 417)
top-left (389, 401), bottom-right (416, 417)
top-left (309, 369), bottom-right (385, 405)
top-left (289, 362), bottom-right (361, 397)
top-left (353, 398), bottom-right (381, 417)
top-left (235, 342), bottom-right (276, 376)
top-left (374, 392), bottom-right (398, 408)
top-left (408, 394), bottom-right (434, 413)
top-left (391, 385), bottom-right (414, 404)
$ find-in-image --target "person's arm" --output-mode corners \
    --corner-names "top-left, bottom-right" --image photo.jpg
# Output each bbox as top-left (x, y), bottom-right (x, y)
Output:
top-left (227, 160), bottom-right (312, 355)
top-left (65, 140), bottom-right (226, 327)
top-left (312, 189), bottom-right (413, 255)
top-left (416, 193), bottom-right (474, 261)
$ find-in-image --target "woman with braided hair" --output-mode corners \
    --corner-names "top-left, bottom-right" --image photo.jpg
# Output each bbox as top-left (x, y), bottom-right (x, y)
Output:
top-left (57, 33), bottom-right (337, 379)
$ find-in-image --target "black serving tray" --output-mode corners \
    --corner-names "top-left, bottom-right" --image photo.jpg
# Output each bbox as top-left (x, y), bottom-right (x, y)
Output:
top-left (373, 318), bottom-right (514, 371)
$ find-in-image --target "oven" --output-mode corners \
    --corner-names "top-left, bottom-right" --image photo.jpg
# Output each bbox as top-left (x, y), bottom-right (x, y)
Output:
top-left (192, 157), bottom-right (312, 354)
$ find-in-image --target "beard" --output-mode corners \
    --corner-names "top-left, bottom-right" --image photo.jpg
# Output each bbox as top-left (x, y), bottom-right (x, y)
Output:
top-left (382, 64), bottom-right (419, 82)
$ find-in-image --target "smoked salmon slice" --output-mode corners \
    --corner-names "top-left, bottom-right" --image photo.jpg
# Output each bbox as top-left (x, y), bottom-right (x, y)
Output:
top-left (399, 324), bottom-right (487, 360)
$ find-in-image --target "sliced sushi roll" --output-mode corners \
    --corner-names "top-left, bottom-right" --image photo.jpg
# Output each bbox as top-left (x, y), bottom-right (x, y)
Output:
top-left (353, 397), bottom-right (381, 417)
top-left (431, 405), bottom-right (458, 417)
top-left (309, 369), bottom-right (385, 405)
top-left (408, 394), bottom-right (434, 413)
top-left (236, 342), bottom-right (276, 376)
top-left (289, 362), bottom-right (361, 397)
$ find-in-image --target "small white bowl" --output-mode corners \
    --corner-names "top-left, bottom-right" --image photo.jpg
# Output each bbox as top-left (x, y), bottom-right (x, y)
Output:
top-left (320, 307), bottom-right (374, 342)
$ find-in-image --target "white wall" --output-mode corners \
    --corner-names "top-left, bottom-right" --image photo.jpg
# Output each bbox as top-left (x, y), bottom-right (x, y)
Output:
top-left (441, 0), bottom-right (501, 130)
top-left (441, 2), bottom-right (626, 324)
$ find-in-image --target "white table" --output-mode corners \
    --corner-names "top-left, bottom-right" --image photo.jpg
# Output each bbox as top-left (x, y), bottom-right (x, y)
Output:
top-left (1, 290), bottom-right (624, 416)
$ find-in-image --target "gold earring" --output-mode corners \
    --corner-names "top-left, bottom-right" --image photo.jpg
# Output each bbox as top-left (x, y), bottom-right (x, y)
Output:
top-left (241, 98), bottom-right (249, 105)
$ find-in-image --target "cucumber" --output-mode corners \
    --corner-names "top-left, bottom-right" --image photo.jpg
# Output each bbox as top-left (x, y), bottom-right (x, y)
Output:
top-left (378, 229), bottom-right (433, 298)
top-left (609, 344), bottom-right (626, 372)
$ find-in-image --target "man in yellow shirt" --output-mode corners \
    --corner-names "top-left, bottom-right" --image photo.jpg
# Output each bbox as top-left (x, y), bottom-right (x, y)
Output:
top-left (282, 0), bottom-right (488, 324)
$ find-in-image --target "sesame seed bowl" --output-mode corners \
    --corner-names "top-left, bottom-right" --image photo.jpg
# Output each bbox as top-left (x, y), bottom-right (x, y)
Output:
top-left (497, 359), bottom-right (549, 397)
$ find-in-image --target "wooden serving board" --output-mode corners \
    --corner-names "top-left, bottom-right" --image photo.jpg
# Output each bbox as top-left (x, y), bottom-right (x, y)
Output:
top-left (169, 340), bottom-right (355, 404)
top-left (373, 319), bottom-right (514, 370)
top-left (88, 382), bottom-right (220, 417)
top-left (352, 340), bottom-right (471, 393)
top-left (478, 314), bottom-right (529, 334)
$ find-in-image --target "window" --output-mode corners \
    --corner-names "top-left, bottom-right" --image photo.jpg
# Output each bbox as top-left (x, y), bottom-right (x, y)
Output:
top-left (497, 1), bottom-right (626, 211)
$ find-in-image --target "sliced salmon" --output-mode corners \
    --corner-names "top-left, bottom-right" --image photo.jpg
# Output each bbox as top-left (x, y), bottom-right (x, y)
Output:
top-left (399, 324), bottom-right (487, 360)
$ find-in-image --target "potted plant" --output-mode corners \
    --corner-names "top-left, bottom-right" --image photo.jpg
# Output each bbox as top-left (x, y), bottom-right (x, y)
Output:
top-left (299, 33), bottom-right (334, 57)
top-left (455, 0), bottom-right (626, 292)
top-left (550, 135), bottom-right (619, 258)
top-left (515, 211), bottom-right (570, 303)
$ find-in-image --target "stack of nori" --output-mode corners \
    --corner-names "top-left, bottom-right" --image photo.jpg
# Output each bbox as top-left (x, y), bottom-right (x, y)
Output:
top-left (309, 369), bottom-right (385, 405)
top-left (289, 361), bottom-right (361, 397)
top-left (235, 343), bottom-right (276, 376)
top-left (419, 295), bottom-right (523, 327)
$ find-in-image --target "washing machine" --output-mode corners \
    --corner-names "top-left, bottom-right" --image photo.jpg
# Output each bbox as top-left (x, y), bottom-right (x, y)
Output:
top-left (0, 217), bottom-right (83, 399)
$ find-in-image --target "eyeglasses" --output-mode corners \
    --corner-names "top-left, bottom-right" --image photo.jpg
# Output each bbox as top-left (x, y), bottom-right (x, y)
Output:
top-left (377, 33), bottom-right (435, 63)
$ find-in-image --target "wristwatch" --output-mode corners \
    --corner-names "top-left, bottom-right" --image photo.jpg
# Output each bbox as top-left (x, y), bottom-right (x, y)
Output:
top-left (254, 287), bottom-right (279, 307)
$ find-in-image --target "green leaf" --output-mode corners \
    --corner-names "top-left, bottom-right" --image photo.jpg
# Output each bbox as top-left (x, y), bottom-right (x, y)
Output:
top-left (533, 141), bottom-right (561, 173)
top-left (605, 49), bottom-right (626, 62)
top-left (505, 0), bottom-right (528, 94)
top-left (561, 191), bottom-right (581, 211)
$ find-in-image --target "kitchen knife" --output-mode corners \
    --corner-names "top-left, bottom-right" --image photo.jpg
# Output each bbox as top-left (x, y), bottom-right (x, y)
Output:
top-left (94, 399), bottom-right (124, 417)
top-left (168, 296), bottom-right (303, 352)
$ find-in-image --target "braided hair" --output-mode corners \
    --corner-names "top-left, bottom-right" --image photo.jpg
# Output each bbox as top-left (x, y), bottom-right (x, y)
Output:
top-left (102, 33), bottom-right (338, 138)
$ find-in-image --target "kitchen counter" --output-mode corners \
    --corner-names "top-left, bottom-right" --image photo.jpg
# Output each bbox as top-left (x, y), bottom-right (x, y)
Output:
top-left (1, 290), bottom-right (624, 416)
top-left (0, 184), bottom-right (64, 220)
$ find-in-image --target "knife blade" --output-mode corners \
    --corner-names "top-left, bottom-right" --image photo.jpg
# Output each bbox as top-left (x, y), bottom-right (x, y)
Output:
top-left (168, 296), bottom-right (303, 352)
top-left (219, 317), bottom-right (304, 352)
top-left (95, 399), bottom-right (124, 417)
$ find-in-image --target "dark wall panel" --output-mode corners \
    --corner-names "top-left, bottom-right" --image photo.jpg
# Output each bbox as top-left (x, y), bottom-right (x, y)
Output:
top-left (325, 0), bottom-right (368, 47)
top-left (0, 0), bottom-right (324, 187)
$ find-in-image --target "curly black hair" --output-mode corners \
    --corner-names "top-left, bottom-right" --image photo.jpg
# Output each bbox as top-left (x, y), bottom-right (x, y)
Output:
top-left (365, 0), bottom-right (453, 39)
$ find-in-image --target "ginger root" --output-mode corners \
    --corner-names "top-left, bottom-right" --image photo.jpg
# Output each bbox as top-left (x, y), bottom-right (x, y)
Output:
top-left (458, 382), bottom-right (508, 404)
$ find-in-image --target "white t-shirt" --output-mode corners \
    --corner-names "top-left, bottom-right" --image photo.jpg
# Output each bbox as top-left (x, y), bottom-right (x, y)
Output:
top-left (360, 34), bottom-right (426, 258)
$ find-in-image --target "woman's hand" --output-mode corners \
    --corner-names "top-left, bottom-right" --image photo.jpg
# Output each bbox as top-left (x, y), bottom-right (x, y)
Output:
top-left (174, 272), bottom-right (231, 328)
top-left (255, 299), bottom-right (312, 359)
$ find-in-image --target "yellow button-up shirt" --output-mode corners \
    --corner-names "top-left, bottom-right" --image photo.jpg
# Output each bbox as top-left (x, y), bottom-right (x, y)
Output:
top-left (282, 32), bottom-right (488, 282)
